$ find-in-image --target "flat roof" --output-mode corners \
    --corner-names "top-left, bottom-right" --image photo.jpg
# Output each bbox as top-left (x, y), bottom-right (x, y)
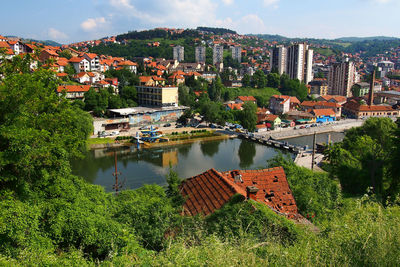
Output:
top-left (108, 106), bottom-right (188, 116)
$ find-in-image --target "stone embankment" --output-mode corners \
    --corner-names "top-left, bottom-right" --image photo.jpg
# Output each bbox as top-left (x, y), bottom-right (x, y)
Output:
top-left (256, 119), bottom-right (364, 140)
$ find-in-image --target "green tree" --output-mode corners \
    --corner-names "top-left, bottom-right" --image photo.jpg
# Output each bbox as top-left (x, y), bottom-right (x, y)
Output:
top-left (252, 69), bottom-right (267, 88)
top-left (239, 102), bottom-right (257, 132)
top-left (267, 72), bottom-right (280, 88)
top-left (242, 74), bottom-right (251, 87)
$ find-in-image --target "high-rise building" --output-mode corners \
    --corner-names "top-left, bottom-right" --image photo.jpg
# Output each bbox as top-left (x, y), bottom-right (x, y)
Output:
top-left (328, 60), bottom-right (356, 97)
top-left (231, 46), bottom-right (242, 63)
top-left (213, 45), bottom-right (224, 65)
top-left (286, 43), bottom-right (313, 84)
top-left (173, 45), bottom-right (184, 62)
top-left (195, 46), bottom-right (206, 63)
top-left (270, 45), bottom-right (287, 75)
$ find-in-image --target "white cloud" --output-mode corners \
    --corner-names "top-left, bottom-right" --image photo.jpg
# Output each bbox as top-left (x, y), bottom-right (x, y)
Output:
top-left (81, 17), bottom-right (108, 32)
top-left (263, 0), bottom-right (280, 8)
top-left (107, 0), bottom-right (217, 28)
top-left (215, 14), bottom-right (268, 34)
top-left (48, 28), bottom-right (68, 40)
top-left (109, 0), bottom-right (134, 9)
top-left (370, 0), bottom-right (392, 3)
top-left (221, 0), bottom-right (234, 5)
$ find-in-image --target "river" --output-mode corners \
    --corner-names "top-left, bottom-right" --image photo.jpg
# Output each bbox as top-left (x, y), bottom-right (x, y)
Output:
top-left (72, 138), bottom-right (292, 191)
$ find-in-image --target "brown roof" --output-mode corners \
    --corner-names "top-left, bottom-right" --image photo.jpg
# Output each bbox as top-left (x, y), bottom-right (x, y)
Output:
top-left (320, 95), bottom-right (347, 103)
top-left (344, 99), bottom-right (394, 112)
top-left (0, 41), bottom-right (10, 48)
top-left (57, 85), bottom-right (91, 93)
top-left (180, 167), bottom-right (300, 219)
top-left (264, 114), bottom-right (279, 122)
top-left (301, 101), bottom-right (340, 108)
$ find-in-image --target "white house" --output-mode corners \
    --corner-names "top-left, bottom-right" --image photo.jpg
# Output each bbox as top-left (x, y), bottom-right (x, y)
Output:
top-left (69, 57), bottom-right (90, 73)
top-left (83, 53), bottom-right (100, 71)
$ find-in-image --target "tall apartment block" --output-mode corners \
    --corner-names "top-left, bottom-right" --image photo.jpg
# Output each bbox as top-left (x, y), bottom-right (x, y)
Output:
top-left (328, 60), bottom-right (356, 97)
top-left (270, 45), bottom-right (287, 75)
top-left (213, 45), bottom-right (224, 65)
top-left (286, 43), bottom-right (313, 84)
top-left (195, 46), bottom-right (206, 63)
top-left (231, 46), bottom-right (242, 63)
top-left (173, 45), bottom-right (184, 62)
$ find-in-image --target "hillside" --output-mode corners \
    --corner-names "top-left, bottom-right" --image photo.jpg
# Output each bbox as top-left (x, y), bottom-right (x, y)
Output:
top-left (336, 36), bottom-right (399, 42)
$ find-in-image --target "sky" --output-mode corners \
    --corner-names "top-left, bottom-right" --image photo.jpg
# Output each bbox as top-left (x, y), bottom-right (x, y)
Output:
top-left (1, 0), bottom-right (399, 44)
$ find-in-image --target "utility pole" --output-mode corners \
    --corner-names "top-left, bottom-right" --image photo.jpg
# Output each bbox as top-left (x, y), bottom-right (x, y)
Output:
top-left (112, 151), bottom-right (121, 195)
top-left (311, 131), bottom-right (316, 170)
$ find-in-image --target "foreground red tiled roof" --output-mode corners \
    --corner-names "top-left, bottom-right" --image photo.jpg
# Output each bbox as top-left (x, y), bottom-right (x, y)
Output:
top-left (180, 167), bottom-right (300, 219)
top-left (237, 96), bottom-right (256, 102)
top-left (57, 85), bottom-right (91, 93)
top-left (180, 168), bottom-right (246, 216)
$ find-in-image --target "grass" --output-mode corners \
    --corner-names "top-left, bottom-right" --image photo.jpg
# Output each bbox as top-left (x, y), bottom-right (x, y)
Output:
top-left (235, 87), bottom-right (280, 100)
top-left (314, 47), bottom-right (336, 57)
top-left (87, 138), bottom-right (116, 145)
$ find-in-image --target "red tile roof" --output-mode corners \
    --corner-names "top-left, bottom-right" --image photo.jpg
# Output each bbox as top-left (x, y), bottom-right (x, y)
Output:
top-left (237, 96), bottom-right (256, 102)
top-left (320, 95), bottom-right (347, 103)
top-left (226, 103), bottom-right (243, 110)
top-left (57, 85), bottom-right (91, 93)
top-left (311, 108), bottom-right (336, 117)
top-left (69, 57), bottom-right (84, 63)
top-left (180, 167), bottom-right (300, 219)
top-left (301, 101), bottom-right (341, 108)
top-left (84, 53), bottom-right (98, 59)
top-left (272, 95), bottom-right (300, 105)
top-left (180, 168), bottom-right (246, 216)
top-left (344, 99), bottom-right (395, 112)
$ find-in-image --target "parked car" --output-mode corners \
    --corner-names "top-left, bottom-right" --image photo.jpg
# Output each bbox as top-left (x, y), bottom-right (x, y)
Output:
top-left (175, 124), bottom-right (183, 128)
top-left (139, 126), bottom-right (150, 130)
top-left (111, 131), bottom-right (120, 136)
top-left (163, 123), bottom-right (171, 127)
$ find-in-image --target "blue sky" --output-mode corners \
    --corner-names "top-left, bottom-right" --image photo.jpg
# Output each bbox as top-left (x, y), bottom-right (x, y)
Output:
top-left (1, 0), bottom-right (399, 43)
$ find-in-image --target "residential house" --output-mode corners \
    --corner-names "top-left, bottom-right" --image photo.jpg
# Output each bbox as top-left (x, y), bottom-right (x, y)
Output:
top-left (258, 114), bottom-right (281, 129)
top-left (83, 53), bottom-right (100, 71)
top-left (269, 95), bottom-right (300, 114)
top-left (69, 57), bottom-right (90, 73)
top-left (225, 103), bottom-right (243, 111)
top-left (235, 96), bottom-right (257, 105)
top-left (73, 72), bottom-right (91, 84)
top-left (8, 40), bottom-right (24, 55)
top-left (179, 167), bottom-right (301, 220)
top-left (342, 98), bottom-right (399, 119)
top-left (308, 78), bottom-right (328, 96)
top-left (139, 76), bottom-right (156, 86)
top-left (39, 48), bottom-right (59, 62)
top-left (117, 60), bottom-right (137, 73)
top-left (317, 95), bottom-right (347, 105)
top-left (57, 85), bottom-right (91, 99)
top-left (301, 101), bottom-right (342, 117)
top-left (311, 109), bottom-right (336, 123)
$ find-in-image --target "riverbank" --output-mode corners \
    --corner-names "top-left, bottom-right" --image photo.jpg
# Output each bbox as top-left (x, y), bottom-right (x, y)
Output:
top-left (89, 131), bottom-right (230, 149)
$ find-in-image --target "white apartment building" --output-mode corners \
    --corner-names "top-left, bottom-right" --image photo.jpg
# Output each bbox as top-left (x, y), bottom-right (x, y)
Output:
top-left (286, 43), bottom-right (313, 84)
top-left (328, 60), bottom-right (356, 97)
top-left (270, 45), bottom-right (287, 75)
top-left (213, 45), bottom-right (224, 65)
top-left (231, 46), bottom-right (242, 63)
top-left (195, 46), bottom-right (206, 63)
top-left (173, 45), bottom-right (185, 62)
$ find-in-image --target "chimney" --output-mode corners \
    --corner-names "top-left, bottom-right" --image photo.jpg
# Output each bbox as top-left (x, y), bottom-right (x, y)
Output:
top-left (246, 186), bottom-right (259, 201)
top-left (368, 70), bottom-right (375, 106)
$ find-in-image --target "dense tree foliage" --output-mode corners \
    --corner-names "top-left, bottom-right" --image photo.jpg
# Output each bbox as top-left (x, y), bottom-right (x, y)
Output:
top-left (327, 117), bottom-right (400, 202)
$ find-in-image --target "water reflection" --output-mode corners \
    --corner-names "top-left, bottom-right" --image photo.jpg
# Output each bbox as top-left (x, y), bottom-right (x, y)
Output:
top-left (71, 138), bottom-right (291, 191)
top-left (238, 140), bottom-right (256, 169)
top-left (200, 139), bottom-right (222, 157)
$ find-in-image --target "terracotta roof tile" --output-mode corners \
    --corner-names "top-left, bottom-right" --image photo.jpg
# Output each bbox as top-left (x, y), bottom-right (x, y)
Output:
top-left (180, 167), bottom-right (300, 219)
top-left (57, 85), bottom-right (91, 93)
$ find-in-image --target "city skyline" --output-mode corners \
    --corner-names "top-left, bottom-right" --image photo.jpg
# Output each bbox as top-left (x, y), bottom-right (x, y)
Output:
top-left (1, 0), bottom-right (400, 43)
